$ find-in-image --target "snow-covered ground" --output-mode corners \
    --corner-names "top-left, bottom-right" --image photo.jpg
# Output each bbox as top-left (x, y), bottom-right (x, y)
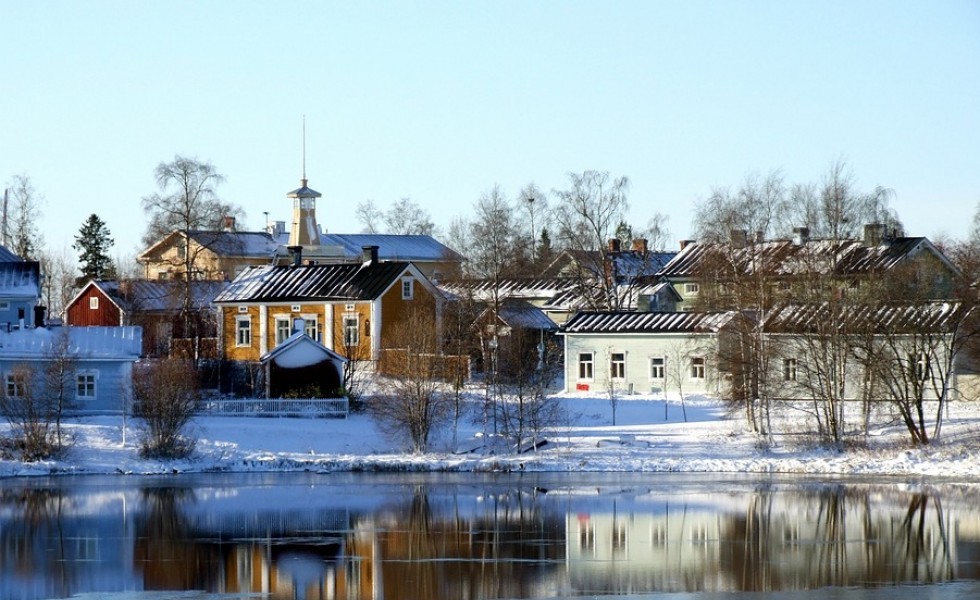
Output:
top-left (1, 392), bottom-right (979, 478)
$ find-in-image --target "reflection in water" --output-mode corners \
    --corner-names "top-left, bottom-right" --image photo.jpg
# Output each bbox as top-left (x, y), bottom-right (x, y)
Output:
top-left (0, 475), bottom-right (979, 599)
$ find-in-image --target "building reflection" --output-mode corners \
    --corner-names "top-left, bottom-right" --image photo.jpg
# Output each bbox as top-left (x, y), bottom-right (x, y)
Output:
top-left (565, 484), bottom-right (980, 594)
top-left (1, 479), bottom-right (980, 599)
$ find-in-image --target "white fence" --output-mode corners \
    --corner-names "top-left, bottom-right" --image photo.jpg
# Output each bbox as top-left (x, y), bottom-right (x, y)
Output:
top-left (196, 397), bottom-right (349, 419)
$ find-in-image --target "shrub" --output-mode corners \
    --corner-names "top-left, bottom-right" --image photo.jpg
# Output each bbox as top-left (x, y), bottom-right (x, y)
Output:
top-left (133, 360), bottom-right (199, 459)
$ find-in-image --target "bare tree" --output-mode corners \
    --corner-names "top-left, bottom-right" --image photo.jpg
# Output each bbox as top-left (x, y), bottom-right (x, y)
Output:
top-left (0, 364), bottom-right (55, 460)
top-left (368, 307), bottom-right (451, 453)
top-left (494, 326), bottom-right (563, 452)
top-left (41, 328), bottom-right (77, 447)
top-left (132, 359), bottom-right (199, 458)
top-left (553, 170), bottom-right (631, 309)
top-left (5, 173), bottom-right (44, 260)
top-left (141, 156), bottom-right (242, 347)
top-left (355, 197), bottom-right (437, 236)
top-left (39, 246), bottom-right (79, 320)
top-left (693, 170), bottom-right (786, 243)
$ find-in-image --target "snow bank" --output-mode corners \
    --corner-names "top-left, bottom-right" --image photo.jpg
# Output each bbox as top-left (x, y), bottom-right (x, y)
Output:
top-left (2, 394), bottom-right (979, 479)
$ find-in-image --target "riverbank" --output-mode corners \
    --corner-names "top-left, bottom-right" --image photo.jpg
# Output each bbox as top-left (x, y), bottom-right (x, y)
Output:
top-left (1, 394), bottom-right (979, 478)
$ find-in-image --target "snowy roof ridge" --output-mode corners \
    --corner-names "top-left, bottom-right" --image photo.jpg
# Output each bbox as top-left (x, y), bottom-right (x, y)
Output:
top-left (0, 326), bottom-right (143, 359)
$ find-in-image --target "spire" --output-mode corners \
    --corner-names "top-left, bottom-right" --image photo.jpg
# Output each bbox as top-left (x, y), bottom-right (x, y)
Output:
top-left (288, 117), bottom-right (321, 247)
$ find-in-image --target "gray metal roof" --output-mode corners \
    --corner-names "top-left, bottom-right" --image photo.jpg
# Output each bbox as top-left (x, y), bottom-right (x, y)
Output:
top-left (561, 310), bottom-right (740, 334)
top-left (762, 301), bottom-right (966, 334)
top-left (186, 231), bottom-right (282, 258)
top-left (319, 233), bottom-right (464, 263)
top-left (493, 299), bottom-right (559, 331)
top-left (92, 280), bottom-right (228, 313)
top-left (213, 261), bottom-right (413, 303)
top-left (657, 237), bottom-right (945, 280)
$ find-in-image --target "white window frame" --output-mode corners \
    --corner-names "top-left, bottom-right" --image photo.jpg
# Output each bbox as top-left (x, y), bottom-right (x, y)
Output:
top-left (0, 301), bottom-right (9, 311)
top-left (578, 352), bottom-right (594, 381)
top-left (235, 316), bottom-right (252, 347)
top-left (610, 352), bottom-right (626, 380)
top-left (89, 297), bottom-right (99, 310)
top-left (782, 357), bottom-right (798, 382)
top-left (650, 357), bottom-right (666, 380)
top-left (685, 282), bottom-right (700, 295)
top-left (401, 277), bottom-right (415, 300)
top-left (343, 314), bottom-right (359, 347)
top-left (76, 372), bottom-right (97, 399)
top-left (5, 373), bottom-right (25, 398)
top-left (910, 352), bottom-right (930, 380)
top-left (690, 356), bottom-right (706, 380)
top-left (302, 315), bottom-right (318, 341)
top-left (275, 316), bottom-right (292, 345)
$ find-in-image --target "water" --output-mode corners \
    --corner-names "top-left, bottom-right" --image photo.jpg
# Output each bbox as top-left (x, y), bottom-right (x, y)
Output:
top-left (1, 472), bottom-right (979, 599)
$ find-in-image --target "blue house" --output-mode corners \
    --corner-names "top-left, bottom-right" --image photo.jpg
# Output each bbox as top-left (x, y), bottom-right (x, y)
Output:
top-left (0, 326), bottom-right (143, 414)
top-left (0, 261), bottom-right (41, 330)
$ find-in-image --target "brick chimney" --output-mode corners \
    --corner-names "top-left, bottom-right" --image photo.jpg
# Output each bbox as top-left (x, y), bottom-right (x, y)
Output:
top-left (631, 238), bottom-right (648, 253)
top-left (863, 223), bottom-right (886, 246)
top-left (222, 216), bottom-right (236, 232)
top-left (608, 238), bottom-right (621, 252)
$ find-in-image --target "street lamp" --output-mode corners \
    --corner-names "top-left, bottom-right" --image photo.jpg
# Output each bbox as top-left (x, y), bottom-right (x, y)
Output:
top-left (527, 195), bottom-right (536, 263)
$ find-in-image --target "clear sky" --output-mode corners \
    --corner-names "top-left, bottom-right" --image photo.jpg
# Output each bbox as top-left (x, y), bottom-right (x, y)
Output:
top-left (2, 0), bottom-right (978, 260)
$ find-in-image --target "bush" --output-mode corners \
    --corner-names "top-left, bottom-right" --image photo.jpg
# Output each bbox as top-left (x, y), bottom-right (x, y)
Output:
top-left (133, 360), bottom-right (199, 459)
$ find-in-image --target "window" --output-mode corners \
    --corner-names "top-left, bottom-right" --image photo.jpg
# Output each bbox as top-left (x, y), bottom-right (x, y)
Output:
top-left (5, 374), bottom-right (25, 398)
top-left (685, 283), bottom-right (700, 295)
top-left (89, 297), bottom-right (99, 310)
top-left (0, 301), bottom-right (8, 310)
top-left (401, 278), bottom-right (415, 300)
top-left (910, 352), bottom-right (930, 380)
top-left (275, 317), bottom-right (292, 345)
top-left (303, 316), bottom-right (318, 341)
top-left (783, 357), bottom-right (797, 382)
top-left (650, 357), bottom-right (665, 380)
top-left (690, 357), bottom-right (706, 380)
top-left (578, 353), bottom-right (594, 380)
top-left (343, 315), bottom-right (359, 346)
top-left (610, 352), bottom-right (626, 380)
top-left (76, 373), bottom-right (96, 399)
top-left (236, 316), bottom-right (252, 347)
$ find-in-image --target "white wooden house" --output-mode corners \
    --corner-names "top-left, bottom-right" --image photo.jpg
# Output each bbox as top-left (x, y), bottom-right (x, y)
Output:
top-left (0, 326), bottom-right (142, 414)
top-left (560, 311), bottom-right (743, 396)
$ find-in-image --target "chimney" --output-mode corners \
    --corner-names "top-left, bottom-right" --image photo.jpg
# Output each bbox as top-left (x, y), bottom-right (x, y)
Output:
top-left (222, 216), bottom-right (236, 232)
top-left (792, 227), bottom-right (810, 246)
top-left (730, 229), bottom-right (747, 248)
top-left (680, 240), bottom-right (695, 250)
top-left (608, 238), bottom-right (621, 252)
top-left (631, 238), bottom-right (648, 253)
top-left (864, 223), bottom-right (886, 246)
top-left (287, 245), bottom-right (303, 267)
top-left (362, 245), bottom-right (379, 266)
top-left (755, 231), bottom-right (765, 243)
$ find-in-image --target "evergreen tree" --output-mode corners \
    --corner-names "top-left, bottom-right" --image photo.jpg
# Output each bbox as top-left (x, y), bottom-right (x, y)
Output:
top-left (73, 214), bottom-right (115, 281)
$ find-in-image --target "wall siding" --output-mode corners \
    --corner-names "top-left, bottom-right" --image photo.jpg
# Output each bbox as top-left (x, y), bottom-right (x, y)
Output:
top-left (66, 288), bottom-right (121, 327)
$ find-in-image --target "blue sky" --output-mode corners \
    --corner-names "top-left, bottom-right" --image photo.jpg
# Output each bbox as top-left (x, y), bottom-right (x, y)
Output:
top-left (2, 1), bottom-right (978, 259)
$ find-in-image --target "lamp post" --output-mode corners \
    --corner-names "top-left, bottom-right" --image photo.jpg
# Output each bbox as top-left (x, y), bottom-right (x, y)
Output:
top-left (488, 336), bottom-right (499, 435)
top-left (527, 195), bottom-right (536, 263)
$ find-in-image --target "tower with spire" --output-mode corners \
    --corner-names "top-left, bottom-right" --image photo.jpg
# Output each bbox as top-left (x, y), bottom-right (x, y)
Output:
top-left (287, 177), bottom-right (321, 247)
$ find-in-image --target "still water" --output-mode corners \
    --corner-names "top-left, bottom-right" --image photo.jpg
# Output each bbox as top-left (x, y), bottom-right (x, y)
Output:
top-left (1, 472), bottom-right (979, 600)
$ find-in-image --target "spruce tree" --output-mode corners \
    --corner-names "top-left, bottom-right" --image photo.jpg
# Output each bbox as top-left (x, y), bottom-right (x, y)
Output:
top-left (73, 214), bottom-right (115, 281)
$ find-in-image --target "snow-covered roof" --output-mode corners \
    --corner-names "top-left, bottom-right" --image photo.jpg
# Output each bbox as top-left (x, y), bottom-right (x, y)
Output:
top-left (657, 236), bottom-right (951, 280)
top-left (762, 301), bottom-right (967, 334)
top-left (484, 299), bottom-right (559, 331)
top-left (260, 330), bottom-right (347, 368)
top-left (0, 326), bottom-right (142, 360)
top-left (214, 261), bottom-right (419, 303)
top-left (561, 310), bottom-right (740, 334)
top-left (320, 233), bottom-right (463, 263)
top-left (0, 261), bottom-right (40, 299)
top-left (0, 244), bottom-right (24, 262)
top-left (441, 277), bottom-right (585, 309)
top-left (77, 280), bottom-right (228, 313)
top-left (187, 230), bottom-right (283, 257)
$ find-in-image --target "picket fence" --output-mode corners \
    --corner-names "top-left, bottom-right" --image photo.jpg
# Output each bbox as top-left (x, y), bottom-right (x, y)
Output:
top-left (196, 397), bottom-right (349, 419)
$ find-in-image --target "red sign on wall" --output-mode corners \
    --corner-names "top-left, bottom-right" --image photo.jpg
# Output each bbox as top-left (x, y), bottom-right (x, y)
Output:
top-left (576, 383), bottom-right (590, 391)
